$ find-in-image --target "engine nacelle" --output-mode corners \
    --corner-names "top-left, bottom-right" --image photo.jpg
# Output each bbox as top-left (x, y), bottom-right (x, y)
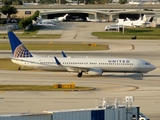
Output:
top-left (86, 68), bottom-right (103, 75)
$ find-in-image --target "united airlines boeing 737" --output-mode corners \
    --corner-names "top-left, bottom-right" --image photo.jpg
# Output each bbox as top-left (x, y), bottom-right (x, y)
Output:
top-left (8, 31), bottom-right (156, 77)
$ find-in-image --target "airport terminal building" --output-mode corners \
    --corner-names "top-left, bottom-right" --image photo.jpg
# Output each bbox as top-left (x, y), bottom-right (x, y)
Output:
top-left (0, 97), bottom-right (147, 120)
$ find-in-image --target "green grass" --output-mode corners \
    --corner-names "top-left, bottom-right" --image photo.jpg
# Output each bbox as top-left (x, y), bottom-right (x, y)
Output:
top-left (0, 85), bottom-right (94, 91)
top-left (0, 43), bottom-right (109, 50)
top-left (0, 58), bottom-right (27, 70)
top-left (1, 27), bottom-right (160, 40)
top-left (0, 26), bottom-right (61, 39)
top-left (0, 34), bottom-right (61, 39)
top-left (92, 27), bottom-right (160, 39)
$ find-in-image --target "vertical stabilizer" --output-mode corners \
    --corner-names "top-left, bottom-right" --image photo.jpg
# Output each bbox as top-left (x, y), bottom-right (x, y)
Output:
top-left (64, 14), bottom-right (68, 18)
top-left (126, 17), bottom-right (131, 21)
top-left (148, 16), bottom-right (154, 23)
top-left (37, 16), bottom-right (43, 21)
top-left (62, 51), bottom-right (67, 57)
top-left (142, 15), bottom-right (147, 22)
top-left (32, 20), bottom-right (37, 25)
top-left (86, 17), bottom-right (90, 21)
top-left (117, 19), bottom-right (124, 25)
top-left (137, 16), bottom-right (142, 21)
top-left (8, 31), bottom-right (33, 58)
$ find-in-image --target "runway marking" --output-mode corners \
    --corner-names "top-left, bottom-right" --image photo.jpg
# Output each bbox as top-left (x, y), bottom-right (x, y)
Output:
top-left (96, 83), bottom-right (139, 92)
top-left (5, 101), bottom-right (24, 103)
top-left (54, 101), bottom-right (75, 103)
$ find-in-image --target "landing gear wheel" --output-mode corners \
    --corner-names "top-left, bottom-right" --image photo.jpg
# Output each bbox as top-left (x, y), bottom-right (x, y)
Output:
top-left (77, 72), bottom-right (82, 77)
top-left (18, 67), bottom-right (21, 70)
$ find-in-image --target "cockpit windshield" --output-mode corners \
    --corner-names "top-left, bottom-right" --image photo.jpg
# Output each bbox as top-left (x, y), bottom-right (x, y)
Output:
top-left (145, 62), bottom-right (151, 65)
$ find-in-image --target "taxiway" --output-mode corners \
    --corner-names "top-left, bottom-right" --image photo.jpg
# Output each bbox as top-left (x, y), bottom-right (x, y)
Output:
top-left (0, 22), bottom-right (160, 120)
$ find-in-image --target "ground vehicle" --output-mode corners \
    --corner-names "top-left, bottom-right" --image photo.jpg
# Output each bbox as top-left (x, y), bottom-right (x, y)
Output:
top-left (104, 24), bottom-right (120, 31)
top-left (139, 112), bottom-right (150, 120)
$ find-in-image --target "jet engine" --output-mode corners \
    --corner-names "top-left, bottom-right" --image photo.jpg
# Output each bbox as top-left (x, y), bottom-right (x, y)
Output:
top-left (86, 68), bottom-right (103, 75)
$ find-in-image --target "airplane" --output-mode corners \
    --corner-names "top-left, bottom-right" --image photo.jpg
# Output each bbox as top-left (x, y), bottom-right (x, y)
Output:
top-left (128, 1), bottom-right (155, 5)
top-left (126, 15), bottom-right (155, 26)
top-left (56, 14), bottom-right (68, 21)
top-left (32, 20), bottom-right (56, 27)
top-left (7, 31), bottom-right (156, 77)
top-left (117, 15), bottom-right (154, 27)
top-left (37, 14), bottom-right (68, 22)
top-left (37, 16), bottom-right (56, 25)
top-left (86, 17), bottom-right (100, 22)
top-left (128, 1), bottom-right (141, 5)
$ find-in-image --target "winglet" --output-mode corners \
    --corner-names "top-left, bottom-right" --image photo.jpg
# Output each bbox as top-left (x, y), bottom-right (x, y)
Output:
top-left (54, 57), bottom-right (61, 65)
top-left (62, 51), bottom-right (67, 58)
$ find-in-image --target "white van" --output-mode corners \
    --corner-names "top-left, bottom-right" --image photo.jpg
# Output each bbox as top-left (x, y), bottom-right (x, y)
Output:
top-left (104, 24), bottom-right (121, 31)
top-left (139, 112), bottom-right (150, 120)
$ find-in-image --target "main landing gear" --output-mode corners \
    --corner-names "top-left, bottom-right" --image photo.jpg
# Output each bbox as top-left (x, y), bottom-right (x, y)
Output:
top-left (18, 67), bottom-right (21, 70)
top-left (140, 73), bottom-right (143, 77)
top-left (77, 72), bottom-right (83, 77)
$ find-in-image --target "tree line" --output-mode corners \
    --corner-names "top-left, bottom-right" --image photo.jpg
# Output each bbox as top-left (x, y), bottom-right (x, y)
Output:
top-left (0, 1), bottom-right (39, 29)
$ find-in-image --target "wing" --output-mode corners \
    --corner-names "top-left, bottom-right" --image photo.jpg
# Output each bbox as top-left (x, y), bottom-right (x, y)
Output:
top-left (54, 57), bottom-right (89, 72)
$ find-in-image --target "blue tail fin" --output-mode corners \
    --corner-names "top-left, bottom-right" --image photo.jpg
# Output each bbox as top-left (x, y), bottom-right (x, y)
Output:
top-left (62, 51), bottom-right (67, 57)
top-left (8, 31), bottom-right (33, 58)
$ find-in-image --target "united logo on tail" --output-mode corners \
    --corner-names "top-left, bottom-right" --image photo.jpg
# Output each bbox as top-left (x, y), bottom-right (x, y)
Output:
top-left (8, 31), bottom-right (33, 58)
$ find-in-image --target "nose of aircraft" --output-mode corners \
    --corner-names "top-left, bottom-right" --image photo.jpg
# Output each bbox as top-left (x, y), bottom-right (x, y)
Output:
top-left (151, 64), bottom-right (156, 71)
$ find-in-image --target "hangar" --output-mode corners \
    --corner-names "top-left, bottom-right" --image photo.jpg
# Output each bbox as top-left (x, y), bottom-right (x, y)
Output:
top-left (39, 9), bottom-right (112, 21)
top-left (11, 5), bottom-right (160, 23)
top-left (39, 8), bottom-right (157, 23)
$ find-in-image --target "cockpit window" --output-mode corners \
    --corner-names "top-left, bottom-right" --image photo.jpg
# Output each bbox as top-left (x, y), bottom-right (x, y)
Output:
top-left (145, 63), bottom-right (151, 65)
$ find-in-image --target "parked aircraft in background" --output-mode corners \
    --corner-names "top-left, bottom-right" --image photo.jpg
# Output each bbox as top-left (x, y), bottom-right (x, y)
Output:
top-left (8, 31), bottom-right (156, 77)
top-left (128, 1), bottom-right (141, 5)
top-left (32, 20), bottom-right (56, 27)
top-left (126, 15), bottom-right (154, 26)
top-left (128, 1), bottom-right (155, 5)
top-left (86, 17), bottom-right (100, 22)
top-left (37, 16), bottom-right (56, 25)
top-left (117, 15), bottom-right (154, 27)
top-left (57, 14), bottom-right (68, 21)
top-left (37, 14), bottom-right (68, 23)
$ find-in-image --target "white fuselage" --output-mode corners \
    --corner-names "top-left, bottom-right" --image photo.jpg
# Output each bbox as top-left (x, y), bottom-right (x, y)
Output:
top-left (11, 56), bottom-right (156, 73)
top-left (117, 18), bottom-right (145, 27)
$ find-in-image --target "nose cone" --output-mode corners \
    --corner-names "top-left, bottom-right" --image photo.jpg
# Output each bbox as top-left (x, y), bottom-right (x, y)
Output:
top-left (151, 64), bottom-right (156, 71)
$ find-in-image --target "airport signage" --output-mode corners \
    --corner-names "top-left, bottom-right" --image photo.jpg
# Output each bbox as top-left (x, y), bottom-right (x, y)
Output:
top-left (25, 11), bottom-right (31, 14)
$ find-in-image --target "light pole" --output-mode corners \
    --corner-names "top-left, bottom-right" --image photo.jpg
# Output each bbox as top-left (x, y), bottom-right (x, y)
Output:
top-left (122, 19), bottom-right (124, 33)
